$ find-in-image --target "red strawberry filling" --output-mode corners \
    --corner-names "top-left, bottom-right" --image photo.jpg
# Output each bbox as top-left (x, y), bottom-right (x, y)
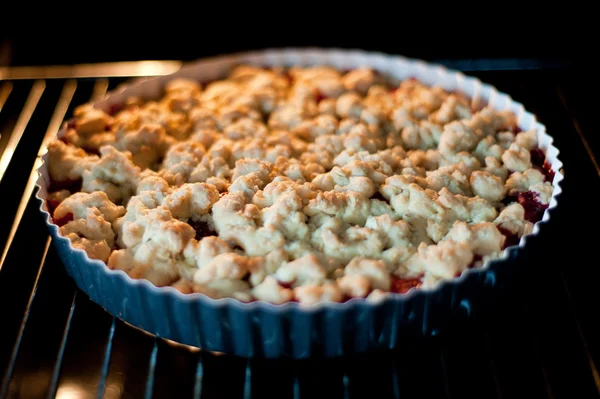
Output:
top-left (48, 178), bottom-right (82, 194)
top-left (46, 199), bottom-right (61, 216)
top-left (530, 148), bottom-right (555, 182)
top-left (540, 161), bottom-right (555, 182)
top-left (276, 280), bottom-right (294, 290)
top-left (517, 191), bottom-right (548, 223)
top-left (52, 212), bottom-right (73, 227)
top-left (530, 148), bottom-right (545, 167)
top-left (391, 275), bottom-right (422, 294)
top-left (314, 89), bottom-right (326, 103)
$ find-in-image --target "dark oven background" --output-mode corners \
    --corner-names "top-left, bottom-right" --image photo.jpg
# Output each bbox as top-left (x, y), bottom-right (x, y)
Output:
top-left (0, 12), bottom-right (592, 68)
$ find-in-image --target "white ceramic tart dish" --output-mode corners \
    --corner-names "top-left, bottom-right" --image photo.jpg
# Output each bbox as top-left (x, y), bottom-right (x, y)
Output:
top-left (35, 48), bottom-right (563, 358)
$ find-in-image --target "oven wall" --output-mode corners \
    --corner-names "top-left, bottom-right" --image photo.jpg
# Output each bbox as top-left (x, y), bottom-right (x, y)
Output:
top-left (0, 11), bottom-right (590, 67)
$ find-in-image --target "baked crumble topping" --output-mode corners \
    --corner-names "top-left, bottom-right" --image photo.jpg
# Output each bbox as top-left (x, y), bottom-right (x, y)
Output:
top-left (45, 65), bottom-right (555, 305)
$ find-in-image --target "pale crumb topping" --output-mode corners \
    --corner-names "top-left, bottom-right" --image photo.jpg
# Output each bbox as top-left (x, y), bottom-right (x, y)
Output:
top-left (494, 203), bottom-right (534, 237)
top-left (45, 65), bottom-right (555, 304)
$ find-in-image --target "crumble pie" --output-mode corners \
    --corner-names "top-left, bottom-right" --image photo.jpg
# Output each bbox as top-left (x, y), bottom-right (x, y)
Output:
top-left (45, 65), bottom-right (555, 305)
